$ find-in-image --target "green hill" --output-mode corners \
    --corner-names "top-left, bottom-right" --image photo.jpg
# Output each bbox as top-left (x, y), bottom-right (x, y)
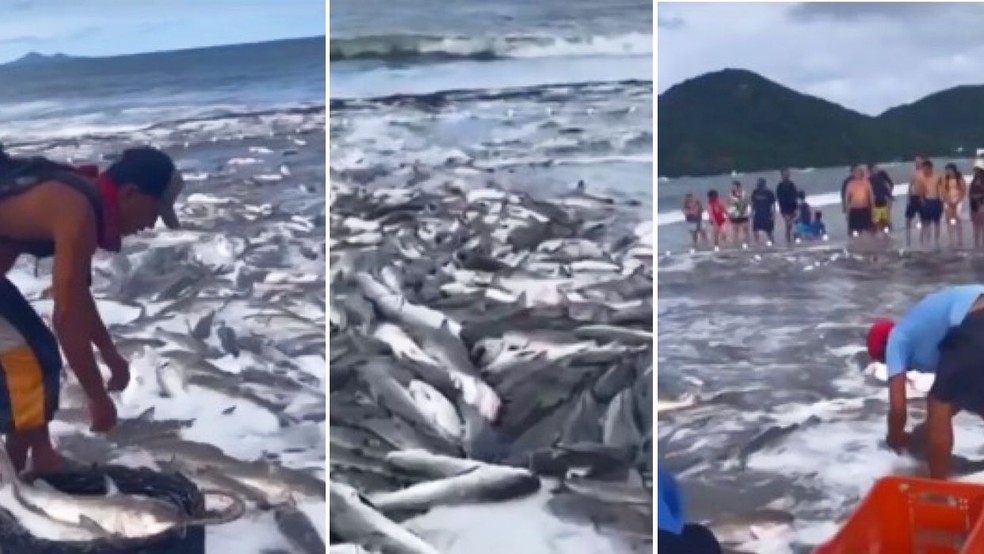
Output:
top-left (658, 68), bottom-right (953, 177)
top-left (878, 85), bottom-right (984, 155)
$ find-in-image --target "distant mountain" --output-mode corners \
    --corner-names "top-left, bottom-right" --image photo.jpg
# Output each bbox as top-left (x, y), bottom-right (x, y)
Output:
top-left (879, 85), bottom-right (984, 154)
top-left (658, 68), bottom-right (957, 178)
top-left (4, 51), bottom-right (76, 66)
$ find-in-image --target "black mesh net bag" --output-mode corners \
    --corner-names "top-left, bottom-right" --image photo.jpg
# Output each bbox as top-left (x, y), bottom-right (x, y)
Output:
top-left (0, 464), bottom-right (206, 554)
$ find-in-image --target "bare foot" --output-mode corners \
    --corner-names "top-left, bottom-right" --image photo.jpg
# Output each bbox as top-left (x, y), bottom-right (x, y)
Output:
top-left (30, 448), bottom-right (68, 474)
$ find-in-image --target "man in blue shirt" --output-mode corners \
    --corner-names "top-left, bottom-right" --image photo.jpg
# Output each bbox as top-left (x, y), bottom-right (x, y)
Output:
top-left (866, 285), bottom-right (984, 479)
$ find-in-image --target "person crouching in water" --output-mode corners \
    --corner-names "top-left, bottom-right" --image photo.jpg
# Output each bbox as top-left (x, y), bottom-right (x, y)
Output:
top-left (681, 192), bottom-right (707, 250)
top-left (970, 160), bottom-right (984, 249)
top-left (943, 163), bottom-right (966, 249)
top-left (812, 210), bottom-right (826, 239)
top-left (793, 190), bottom-right (811, 241)
top-left (706, 189), bottom-right (728, 248)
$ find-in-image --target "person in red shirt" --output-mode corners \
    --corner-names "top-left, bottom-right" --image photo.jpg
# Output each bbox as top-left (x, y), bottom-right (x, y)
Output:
top-left (706, 189), bottom-right (728, 248)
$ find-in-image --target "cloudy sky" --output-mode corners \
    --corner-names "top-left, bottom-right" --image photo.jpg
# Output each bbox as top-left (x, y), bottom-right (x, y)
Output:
top-left (0, 0), bottom-right (324, 63)
top-left (657, 2), bottom-right (984, 115)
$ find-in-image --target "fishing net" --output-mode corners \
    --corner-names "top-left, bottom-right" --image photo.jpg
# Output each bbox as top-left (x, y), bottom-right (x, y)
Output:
top-left (0, 464), bottom-right (206, 554)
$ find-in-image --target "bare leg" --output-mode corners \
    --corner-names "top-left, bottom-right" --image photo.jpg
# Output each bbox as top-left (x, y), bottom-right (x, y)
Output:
top-left (4, 433), bottom-right (28, 472)
top-left (6, 426), bottom-right (64, 473)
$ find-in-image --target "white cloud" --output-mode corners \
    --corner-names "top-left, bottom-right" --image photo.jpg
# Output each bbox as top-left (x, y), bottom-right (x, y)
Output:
top-left (657, 2), bottom-right (984, 115)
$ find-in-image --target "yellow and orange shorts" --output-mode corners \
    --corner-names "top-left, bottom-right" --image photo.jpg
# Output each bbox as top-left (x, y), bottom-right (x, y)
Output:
top-left (0, 278), bottom-right (61, 433)
top-left (872, 206), bottom-right (891, 226)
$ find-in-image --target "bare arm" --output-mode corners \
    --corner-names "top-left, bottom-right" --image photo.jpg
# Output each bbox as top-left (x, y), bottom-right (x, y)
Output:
top-left (888, 374), bottom-right (908, 445)
top-left (50, 198), bottom-right (108, 403)
top-left (82, 292), bottom-right (115, 358)
top-left (926, 395), bottom-right (955, 479)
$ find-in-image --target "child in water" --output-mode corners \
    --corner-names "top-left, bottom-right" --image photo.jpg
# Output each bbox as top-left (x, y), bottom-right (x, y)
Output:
top-left (792, 191), bottom-right (825, 240)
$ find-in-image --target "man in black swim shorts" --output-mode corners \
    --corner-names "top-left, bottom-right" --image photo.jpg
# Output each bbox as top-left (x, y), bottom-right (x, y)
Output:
top-left (775, 168), bottom-right (798, 244)
top-left (844, 165), bottom-right (874, 236)
top-left (906, 156), bottom-right (926, 247)
top-left (918, 159), bottom-right (944, 248)
top-left (750, 177), bottom-right (776, 245)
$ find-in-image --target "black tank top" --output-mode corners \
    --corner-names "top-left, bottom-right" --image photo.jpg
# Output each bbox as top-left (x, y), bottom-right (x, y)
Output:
top-left (0, 154), bottom-right (106, 259)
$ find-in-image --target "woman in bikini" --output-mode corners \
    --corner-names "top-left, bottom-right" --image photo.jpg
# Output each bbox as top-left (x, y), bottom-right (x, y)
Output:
top-left (727, 180), bottom-right (751, 246)
top-left (706, 189), bottom-right (728, 248)
top-left (969, 161), bottom-right (984, 249)
top-left (943, 163), bottom-right (966, 249)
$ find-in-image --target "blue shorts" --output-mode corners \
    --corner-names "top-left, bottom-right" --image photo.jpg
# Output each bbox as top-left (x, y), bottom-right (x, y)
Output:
top-left (0, 279), bottom-right (62, 432)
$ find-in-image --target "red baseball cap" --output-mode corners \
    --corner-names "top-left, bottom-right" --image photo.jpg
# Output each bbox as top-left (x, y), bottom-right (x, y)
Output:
top-left (867, 319), bottom-right (895, 362)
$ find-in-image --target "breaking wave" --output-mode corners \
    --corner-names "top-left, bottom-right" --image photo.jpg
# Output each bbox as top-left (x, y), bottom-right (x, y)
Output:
top-left (330, 32), bottom-right (652, 63)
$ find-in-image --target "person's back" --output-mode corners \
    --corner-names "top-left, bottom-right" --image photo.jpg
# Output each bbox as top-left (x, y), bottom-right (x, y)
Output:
top-left (887, 285), bottom-right (984, 376)
top-left (751, 183), bottom-right (775, 214)
top-left (750, 180), bottom-right (775, 243)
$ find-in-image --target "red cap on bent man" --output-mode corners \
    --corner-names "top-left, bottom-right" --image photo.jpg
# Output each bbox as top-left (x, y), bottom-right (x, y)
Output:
top-left (867, 319), bottom-right (895, 362)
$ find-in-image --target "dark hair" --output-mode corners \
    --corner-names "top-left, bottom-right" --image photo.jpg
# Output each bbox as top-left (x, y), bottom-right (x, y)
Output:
top-left (815, 210), bottom-right (823, 219)
top-left (797, 190), bottom-right (806, 200)
top-left (105, 147), bottom-right (176, 198)
top-left (945, 163), bottom-right (962, 179)
top-left (731, 180), bottom-right (741, 188)
top-left (708, 189), bottom-right (719, 200)
top-left (921, 159), bottom-right (933, 169)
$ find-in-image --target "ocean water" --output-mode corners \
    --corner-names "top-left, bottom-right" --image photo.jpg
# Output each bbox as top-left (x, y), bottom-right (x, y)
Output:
top-left (330, 1), bottom-right (653, 552)
top-left (657, 159), bottom-right (984, 552)
top-left (0, 37), bottom-right (326, 551)
top-left (0, 36), bottom-right (324, 146)
top-left (330, 0), bottom-right (653, 214)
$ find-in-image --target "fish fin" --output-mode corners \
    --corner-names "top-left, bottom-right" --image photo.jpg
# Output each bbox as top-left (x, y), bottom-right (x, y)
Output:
top-left (79, 515), bottom-right (112, 537)
top-left (136, 406), bottom-right (156, 421)
top-left (104, 476), bottom-right (121, 496)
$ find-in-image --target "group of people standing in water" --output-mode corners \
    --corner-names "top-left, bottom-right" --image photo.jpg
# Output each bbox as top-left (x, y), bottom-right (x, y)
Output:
top-left (844, 156), bottom-right (984, 249)
top-left (681, 168), bottom-right (825, 250)
top-left (681, 157), bottom-right (984, 252)
top-left (892, 156), bottom-right (984, 249)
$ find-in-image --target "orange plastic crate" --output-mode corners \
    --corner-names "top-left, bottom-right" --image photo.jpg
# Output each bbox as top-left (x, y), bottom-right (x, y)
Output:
top-left (815, 476), bottom-right (984, 554)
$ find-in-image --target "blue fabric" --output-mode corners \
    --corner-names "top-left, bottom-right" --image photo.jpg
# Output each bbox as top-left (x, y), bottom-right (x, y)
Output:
top-left (886, 285), bottom-right (984, 378)
top-left (794, 222), bottom-right (823, 239)
top-left (657, 466), bottom-right (685, 535)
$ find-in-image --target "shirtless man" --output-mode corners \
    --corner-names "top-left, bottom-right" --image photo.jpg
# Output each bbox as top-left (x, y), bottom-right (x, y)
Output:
top-left (844, 164), bottom-right (875, 237)
top-left (906, 156), bottom-right (926, 247)
top-left (918, 159), bottom-right (945, 248)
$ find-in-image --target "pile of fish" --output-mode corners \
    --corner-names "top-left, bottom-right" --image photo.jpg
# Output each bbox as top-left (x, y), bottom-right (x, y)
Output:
top-left (2, 135), bottom-right (326, 553)
top-left (329, 176), bottom-right (654, 552)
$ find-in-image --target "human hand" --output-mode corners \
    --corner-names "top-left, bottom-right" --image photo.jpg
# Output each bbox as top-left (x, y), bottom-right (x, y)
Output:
top-left (886, 429), bottom-right (909, 454)
top-left (88, 391), bottom-right (117, 433)
top-left (103, 349), bottom-right (130, 392)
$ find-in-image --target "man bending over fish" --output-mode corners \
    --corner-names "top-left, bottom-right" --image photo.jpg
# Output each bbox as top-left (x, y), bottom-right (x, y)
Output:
top-left (867, 285), bottom-right (984, 479)
top-left (0, 146), bottom-right (184, 472)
